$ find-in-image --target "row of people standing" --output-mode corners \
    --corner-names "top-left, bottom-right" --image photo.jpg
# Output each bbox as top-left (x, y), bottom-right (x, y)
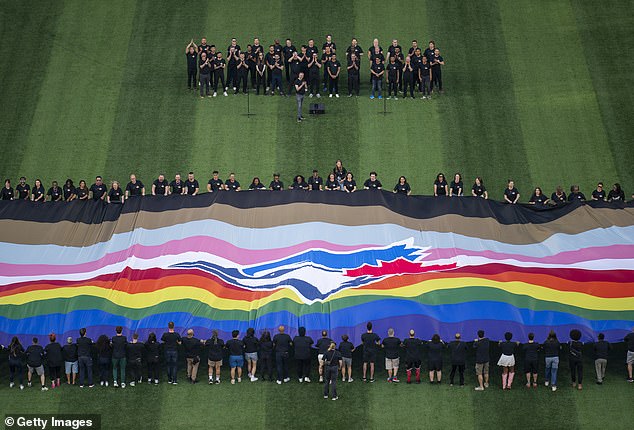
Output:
top-left (187, 36), bottom-right (445, 98)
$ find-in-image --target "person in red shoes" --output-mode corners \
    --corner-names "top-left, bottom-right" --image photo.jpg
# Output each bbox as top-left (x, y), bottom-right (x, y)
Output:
top-left (403, 329), bottom-right (423, 384)
top-left (497, 332), bottom-right (519, 390)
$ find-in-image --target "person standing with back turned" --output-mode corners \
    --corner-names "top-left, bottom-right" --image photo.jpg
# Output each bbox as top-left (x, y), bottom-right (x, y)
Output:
top-left (322, 342), bottom-right (342, 401)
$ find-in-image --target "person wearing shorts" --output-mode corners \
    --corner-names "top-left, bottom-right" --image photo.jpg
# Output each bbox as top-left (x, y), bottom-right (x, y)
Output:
top-left (226, 330), bottom-right (245, 385)
top-left (382, 328), bottom-right (402, 383)
top-left (62, 337), bottom-right (78, 385)
top-left (624, 327), bottom-right (634, 382)
top-left (427, 334), bottom-right (445, 383)
top-left (243, 327), bottom-right (260, 382)
top-left (361, 322), bottom-right (381, 382)
top-left (206, 330), bottom-right (224, 384)
top-left (316, 330), bottom-right (333, 382)
top-left (473, 330), bottom-right (490, 391)
top-left (403, 330), bottom-right (423, 384)
top-left (26, 337), bottom-right (48, 391)
top-left (497, 332), bottom-right (518, 390)
top-left (338, 335), bottom-right (355, 382)
top-left (522, 333), bottom-right (540, 388)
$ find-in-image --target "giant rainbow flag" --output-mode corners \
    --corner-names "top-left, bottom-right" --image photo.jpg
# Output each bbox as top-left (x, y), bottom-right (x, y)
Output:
top-left (1, 191), bottom-right (633, 344)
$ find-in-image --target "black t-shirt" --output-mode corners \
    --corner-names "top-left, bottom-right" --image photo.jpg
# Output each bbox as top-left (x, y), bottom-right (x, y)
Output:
top-left (76, 336), bottom-right (93, 357)
top-left (126, 181), bottom-right (144, 196)
top-left (44, 342), bottom-right (63, 367)
top-left (450, 180), bottom-right (463, 196)
top-left (403, 337), bottom-right (423, 361)
top-left (343, 179), bottom-right (356, 192)
top-left (593, 340), bottom-right (609, 359)
top-left (368, 47), bottom-right (384, 63)
top-left (504, 187), bottom-right (519, 202)
top-left (207, 178), bottom-right (224, 191)
top-left (625, 332), bottom-right (634, 352)
top-left (542, 339), bottom-right (560, 357)
top-left (434, 179), bottom-right (448, 195)
top-left (205, 337), bottom-right (225, 361)
top-left (423, 48), bottom-right (436, 61)
top-left (308, 176), bottom-right (323, 190)
top-left (323, 349), bottom-right (342, 367)
top-left (364, 179), bottom-right (382, 189)
top-left (273, 333), bottom-right (292, 353)
top-left (551, 192), bottom-right (567, 204)
top-left (291, 180), bottom-right (308, 190)
top-left (431, 55), bottom-right (444, 69)
top-left (592, 189), bottom-right (606, 200)
top-left (62, 344), bottom-right (78, 362)
top-left (249, 182), bottom-right (266, 190)
top-left (213, 58), bottom-right (226, 73)
top-left (269, 180), bottom-right (284, 191)
top-left (327, 60), bottom-right (341, 76)
top-left (608, 189), bottom-right (625, 201)
top-left (293, 336), bottom-right (314, 359)
top-left (569, 340), bottom-right (583, 360)
top-left (472, 184), bottom-right (486, 197)
top-left (361, 332), bottom-right (381, 354)
top-left (63, 185), bottom-right (77, 200)
top-left (127, 342), bottom-right (145, 361)
top-left (371, 62), bottom-right (385, 79)
top-left (226, 338), bottom-right (245, 356)
top-left (187, 52), bottom-right (198, 69)
top-left (26, 344), bottom-right (45, 367)
top-left (243, 335), bottom-right (260, 353)
top-left (32, 185), bottom-right (45, 200)
top-left (145, 341), bottom-right (160, 362)
top-left (225, 179), bottom-right (240, 191)
top-left (325, 179), bottom-right (339, 190)
top-left (108, 187), bottom-right (123, 202)
top-left (47, 186), bottom-right (63, 201)
top-left (153, 179), bottom-right (169, 195)
top-left (387, 63), bottom-right (399, 80)
top-left (182, 336), bottom-right (202, 358)
top-left (411, 55), bottom-right (423, 71)
top-left (448, 340), bottom-right (467, 364)
top-left (347, 58), bottom-right (360, 75)
top-left (289, 59), bottom-right (302, 75)
top-left (77, 187), bottom-right (89, 200)
top-left (394, 183), bottom-right (410, 194)
top-left (161, 331), bottom-right (181, 351)
top-left (500, 340), bottom-right (516, 355)
top-left (16, 183), bottom-right (30, 199)
top-left (170, 180), bottom-right (184, 194)
top-left (1, 187), bottom-right (14, 200)
top-left (295, 78), bottom-right (306, 95)
top-left (111, 335), bottom-right (127, 358)
top-left (259, 340), bottom-right (273, 356)
top-left (474, 338), bottom-right (490, 363)
top-left (90, 183), bottom-right (107, 200)
top-left (568, 192), bottom-right (586, 202)
top-left (338, 340), bottom-right (354, 358)
top-left (282, 45), bottom-right (297, 61)
top-left (523, 342), bottom-right (540, 361)
top-left (420, 62), bottom-right (431, 78)
top-left (316, 337), bottom-right (333, 354)
top-left (427, 342), bottom-right (444, 362)
top-left (346, 45), bottom-right (363, 60)
top-left (272, 59), bottom-right (283, 76)
top-left (530, 194), bottom-right (549, 205)
top-left (185, 179), bottom-right (199, 195)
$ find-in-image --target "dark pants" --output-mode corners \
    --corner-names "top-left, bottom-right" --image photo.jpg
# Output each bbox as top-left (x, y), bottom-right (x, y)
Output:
top-left (147, 360), bottom-right (160, 381)
top-left (256, 72), bottom-right (266, 94)
top-left (371, 78), bottom-right (382, 97)
top-left (403, 76), bottom-right (414, 98)
top-left (285, 62), bottom-right (291, 82)
top-left (275, 352), bottom-right (289, 381)
top-left (249, 64), bottom-right (257, 87)
top-left (323, 365), bottom-right (338, 398)
top-left (348, 73), bottom-right (359, 95)
top-left (450, 364), bottom-right (465, 385)
top-left (296, 93), bottom-right (304, 119)
top-left (431, 67), bottom-right (442, 91)
top-left (388, 79), bottom-right (398, 96)
top-left (49, 365), bottom-right (61, 380)
top-left (213, 72), bottom-right (225, 92)
top-left (398, 68), bottom-right (403, 91)
top-left (128, 359), bottom-right (142, 382)
top-left (259, 354), bottom-right (273, 380)
top-left (227, 64), bottom-right (237, 88)
top-left (329, 76), bottom-right (339, 94)
top-left (570, 359), bottom-right (583, 384)
top-left (199, 73), bottom-right (210, 96)
top-left (98, 357), bottom-right (110, 382)
top-left (9, 358), bottom-right (23, 384)
top-left (270, 75), bottom-right (283, 94)
top-left (165, 350), bottom-right (178, 382)
top-left (308, 73), bottom-right (320, 95)
top-left (287, 73), bottom-right (298, 94)
top-left (296, 358), bottom-right (311, 379)
top-left (78, 356), bottom-right (93, 386)
top-left (422, 76), bottom-right (431, 96)
top-left (112, 357), bottom-right (126, 383)
top-left (236, 72), bottom-right (248, 93)
top-left (188, 68), bottom-right (197, 88)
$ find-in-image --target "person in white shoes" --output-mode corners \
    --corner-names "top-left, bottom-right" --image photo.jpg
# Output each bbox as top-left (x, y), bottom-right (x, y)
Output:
top-left (293, 327), bottom-right (314, 383)
top-left (242, 328), bottom-right (260, 382)
top-left (326, 53), bottom-right (341, 97)
top-left (226, 330), bottom-right (245, 385)
top-left (338, 335), bottom-right (355, 382)
top-left (316, 330), bottom-right (333, 383)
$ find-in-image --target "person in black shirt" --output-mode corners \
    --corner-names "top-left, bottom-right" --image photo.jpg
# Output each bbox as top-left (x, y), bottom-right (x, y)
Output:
top-left (144, 332), bottom-right (160, 384)
top-left (342, 172), bottom-right (357, 193)
top-left (224, 173), bottom-right (241, 191)
top-left (308, 170), bottom-right (323, 191)
top-left (8, 337), bottom-right (25, 389)
top-left (593, 332), bottom-right (610, 384)
top-left (198, 52), bottom-right (212, 98)
top-left (212, 52), bottom-right (228, 97)
top-left (258, 331), bottom-right (274, 381)
top-left (76, 327), bottom-right (94, 387)
top-left (1, 179), bottom-right (14, 200)
top-left (186, 39), bottom-right (198, 90)
top-left (427, 334), bottom-right (445, 383)
top-left (226, 39), bottom-right (241, 92)
top-left (245, 44), bottom-right (257, 89)
top-left (434, 173), bottom-right (448, 197)
top-left (63, 179), bottom-right (76, 201)
top-left (386, 56), bottom-right (399, 99)
top-left (497, 331), bottom-right (519, 390)
top-left (205, 330), bottom-right (225, 384)
top-left (568, 184), bottom-right (586, 202)
top-left (448, 333), bottom-right (467, 386)
top-left (322, 342), bottom-right (342, 400)
top-left (76, 181), bottom-right (88, 201)
top-left (111, 326), bottom-right (128, 387)
top-left (473, 330), bottom-right (490, 391)
top-left (403, 329), bottom-right (423, 384)
top-left (206, 171), bottom-right (224, 192)
top-left (243, 327), bottom-right (260, 382)
top-left (325, 173), bottom-right (339, 191)
top-left (327, 53), bottom-right (341, 97)
top-left (108, 181), bottom-right (124, 204)
top-left (269, 173), bottom-right (284, 191)
top-left (394, 176), bottom-right (411, 195)
top-left (287, 51), bottom-right (302, 94)
top-left (624, 327), bottom-right (634, 382)
top-left (361, 322), bottom-right (381, 382)
top-left (152, 174), bottom-right (169, 196)
top-left (543, 330), bottom-right (561, 391)
top-left (290, 174), bottom-right (309, 190)
top-left (255, 52), bottom-right (267, 95)
top-left (197, 37), bottom-right (210, 57)
top-left (96, 334), bottom-right (112, 386)
top-left (568, 329), bottom-right (584, 390)
top-left (370, 57), bottom-right (384, 99)
top-left (45, 333), bottom-right (63, 389)
top-left (420, 56), bottom-right (432, 98)
top-left (125, 174), bottom-right (144, 199)
top-left (161, 321), bottom-right (182, 384)
top-left (504, 180), bottom-right (520, 204)
top-left (315, 330), bottom-right (334, 383)
top-left (235, 52), bottom-right (248, 94)
top-left (62, 337), bottom-right (78, 385)
top-left (347, 53), bottom-right (360, 97)
top-left (338, 334), bottom-right (355, 382)
top-left (126, 333), bottom-right (145, 386)
top-left (393, 46), bottom-right (404, 91)
top-left (333, 160), bottom-right (347, 188)
top-left (293, 326), bottom-right (314, 383)
top-left (282, 38), bottom-right (297, 83)
top-left (170, 174), bottom-right (185, 195)
top-left (31, 179), bottom-right (45, 202)
top-left (307, 51), bottom-right (322, 97)
top-left (430, 48), bottom-right (445, 93)
top-left (182, 329), bottom-right (202, 384)
top-left (448, 173), bottom-right (463, 197)
top-left (363, 172), bottom-right (382, 190)
top-left (551, 186), bottom-right (567, 206)
top-left (273, 325), bottom-right (293, 384)
top-left (346, 38), bottom-right (363, 88)
top-left (185, 172), bottom-right (199, 195)
top-left (367, 39), bottom-right (385, 68)
top-left (16, 176), bottom-right (30, 200)
top-left (90, 176), bottom-right (107, 201)
top-left (249, 177), bottom-right (266, 190)
top-left (410, 48), bottom-right (423, 92)
top-left (225, 330), bottom-right (245, 385)
top-left (402, 56), bottom-right (415, 98)
top-left (608, 183), bottom-right (625, 202)
top-left (270, 54), bottom-right (285, 96)
top-left (424, 41), bottom-right (436, 62)
top-left (529, 187), bottom-right (550, 206)
top-left (523, 332), bottom-right (540, 388)
top-left (47, 181), bottom-right (63, 201)
top-left (26, 337), bottom-right (48, 390)
top-left (592, 182), bottom-right (606, 201)
top-left (295, 71), bottom-right (307, 122)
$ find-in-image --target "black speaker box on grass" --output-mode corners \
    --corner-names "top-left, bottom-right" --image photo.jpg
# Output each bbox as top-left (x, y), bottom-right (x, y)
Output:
top-left (309, 103), bottom-right (325, 114)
